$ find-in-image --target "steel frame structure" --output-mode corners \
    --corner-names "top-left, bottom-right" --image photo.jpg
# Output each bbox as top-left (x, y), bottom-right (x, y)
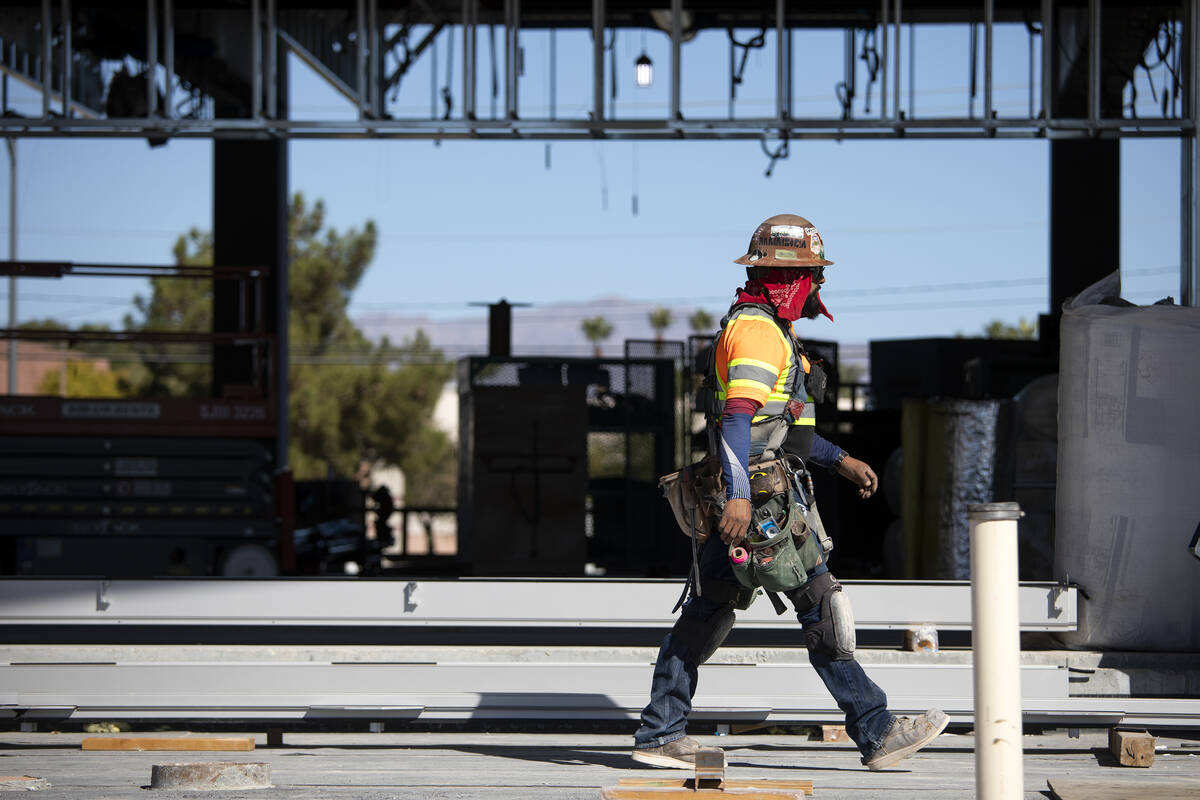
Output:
top-left (1, 0), bottom-right (1196, 302)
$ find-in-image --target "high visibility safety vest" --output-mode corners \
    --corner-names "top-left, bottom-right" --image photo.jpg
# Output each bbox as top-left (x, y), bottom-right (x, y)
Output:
top-left (709, 302), bottom-right (816, 453)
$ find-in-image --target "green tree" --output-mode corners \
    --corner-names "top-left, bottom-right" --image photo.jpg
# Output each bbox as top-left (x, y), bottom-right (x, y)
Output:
top-left (130, 193), bottom-right (454, 502)
top-left (36, 359), bottom-right (129, 398)
top-left (581, 315), bottom-right (613, 358)
top-left (983, 318), bottom-right (1038, 340)
top-left (648, 307), bottom-right (673, 351)
top-left (688, 308), bottom-right (714, 334)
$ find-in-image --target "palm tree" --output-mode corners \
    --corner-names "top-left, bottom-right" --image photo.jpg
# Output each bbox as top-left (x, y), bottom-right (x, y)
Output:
top-left (648, 307), bottom-right (673, 353)
top-left (688, 308), bottom-right (714, 334)
top-left (581, 315), bottom-right (614, 357)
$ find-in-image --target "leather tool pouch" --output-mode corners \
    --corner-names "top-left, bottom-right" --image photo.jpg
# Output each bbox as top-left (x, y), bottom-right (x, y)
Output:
top-left (659, 455), bottom-right (724, 543)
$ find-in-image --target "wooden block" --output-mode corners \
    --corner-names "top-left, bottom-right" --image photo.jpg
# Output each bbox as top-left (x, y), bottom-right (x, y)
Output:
top-left (82, 736), bottom-right (255, 752)
top-left (603, 789), bottom-right (804, 800)
top-left (618, 777), bottom-right (813, 795)
top-left (266, 728), bottom-right (283, 747)
top-left (821, 725), bottom-right (850, 743)
top-left (1047, 779), bottom-right (1200, 800)
top-left (1108, 728), bottom-right (1156, 767)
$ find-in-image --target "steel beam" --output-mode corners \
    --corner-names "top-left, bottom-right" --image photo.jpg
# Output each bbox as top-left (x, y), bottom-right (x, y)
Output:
top-left (4, 657), bottom-right (1198, 727)
top-left (0, 578), bottom-right (1078, 632)
top-left (1186, 0), bottom-right (1200, 305)
top-left (60, 0), bottom-right (71, 117)
top-left (41, 0), bottom-right (50, 119)
top-left (670, 0), bottom-right (681, 121)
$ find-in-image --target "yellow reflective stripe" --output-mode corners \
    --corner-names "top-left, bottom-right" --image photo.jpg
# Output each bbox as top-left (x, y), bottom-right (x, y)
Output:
top-left (791, 417), bottom-right (817, 426)
top-left (728, 378), bottom-right (774, 391)
top-left (728, 356), bottom-right (780, 375)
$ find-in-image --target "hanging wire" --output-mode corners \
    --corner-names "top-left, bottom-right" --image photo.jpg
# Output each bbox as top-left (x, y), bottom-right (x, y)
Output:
top-left (441, 23), bottom-right (455, 120)
top-left (834, 29), bottom-right (857, 120)
top-left (860, 27), bottom-right (880, 113)
top-left (488, 23), bottom-right (498, 119)
top-left (968, 20), bottom-right (978, 119)
top-left (728, 26), bottom-right (768, 109)
top-left (760, 130), bottom-right (789, 178)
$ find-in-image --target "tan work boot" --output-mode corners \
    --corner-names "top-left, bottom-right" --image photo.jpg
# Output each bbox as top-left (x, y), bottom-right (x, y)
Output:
top-left (862, 708), bottom-right (949, 771)
top-left (631, 736), bottom-right (710, 769)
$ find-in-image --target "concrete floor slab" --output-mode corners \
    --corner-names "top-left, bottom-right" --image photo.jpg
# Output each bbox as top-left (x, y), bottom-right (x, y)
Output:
top-left (1, 729), bottom-right (1198, 799)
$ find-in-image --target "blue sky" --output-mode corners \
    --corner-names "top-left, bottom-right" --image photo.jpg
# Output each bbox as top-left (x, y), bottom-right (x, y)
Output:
top-left (0, 19), bottom-right (1185, 352)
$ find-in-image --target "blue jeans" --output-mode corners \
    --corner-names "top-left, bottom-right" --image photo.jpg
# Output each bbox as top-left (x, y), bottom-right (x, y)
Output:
top-left (633, 533), bottom-right (896, 758)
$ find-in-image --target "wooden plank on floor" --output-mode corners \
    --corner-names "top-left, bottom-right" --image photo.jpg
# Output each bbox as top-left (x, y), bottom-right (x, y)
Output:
top-left (617, 777), bottom-right (813, 795)
top-left (81, 736), bottom-right (255, 752)
top-left (603, 789), bottom-right (803, 800)
top-left (1047, 779), bottom-right (1200, 800)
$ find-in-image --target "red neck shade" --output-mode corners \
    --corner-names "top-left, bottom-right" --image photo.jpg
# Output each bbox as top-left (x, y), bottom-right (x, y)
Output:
top-left (735, 268), bottom-right (833, 322)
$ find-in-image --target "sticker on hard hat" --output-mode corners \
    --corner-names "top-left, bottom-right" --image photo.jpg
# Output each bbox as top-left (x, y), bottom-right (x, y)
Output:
top-left (770, 225), bottom-right (808, 240)
top-left (774, 249), bottom-right (800, 260)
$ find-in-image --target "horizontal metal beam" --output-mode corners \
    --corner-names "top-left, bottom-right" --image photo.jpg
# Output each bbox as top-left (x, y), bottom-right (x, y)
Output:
top-left (0, 578), bottom-right (1078, 632)
top-left (3, 658), bottom-right (1199, 727)
top-left (0, 116), bottom-right (1189, 141)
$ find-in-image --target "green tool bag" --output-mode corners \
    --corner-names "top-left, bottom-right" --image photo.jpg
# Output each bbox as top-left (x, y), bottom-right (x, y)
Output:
top-left (729, 489), bottom-right (823, 593)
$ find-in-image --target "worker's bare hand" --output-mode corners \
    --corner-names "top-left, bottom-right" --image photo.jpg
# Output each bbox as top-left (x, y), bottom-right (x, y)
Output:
top-left (836, 456), bottom-right (878, 499)
top-left (719, 498), bottom-right (752, 544)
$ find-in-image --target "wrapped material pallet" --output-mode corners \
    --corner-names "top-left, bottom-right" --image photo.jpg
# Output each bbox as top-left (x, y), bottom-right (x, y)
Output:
top-left (1055, 272), bottom-right (1200, 651)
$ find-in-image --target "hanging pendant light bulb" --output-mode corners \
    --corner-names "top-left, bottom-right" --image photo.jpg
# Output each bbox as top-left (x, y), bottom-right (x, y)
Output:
top-left (635, 53), bottom-right (653, 88)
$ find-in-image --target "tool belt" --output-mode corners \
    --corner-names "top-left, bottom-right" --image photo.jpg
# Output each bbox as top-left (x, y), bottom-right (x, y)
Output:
top-left (659, 454), bottom-right (794, 543)
top-left (728, 488), bottom-right (824, 594)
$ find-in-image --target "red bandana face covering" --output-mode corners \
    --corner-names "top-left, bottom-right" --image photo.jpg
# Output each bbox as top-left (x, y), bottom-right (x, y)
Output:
top-left (735, 268), bottom-right (833, 322)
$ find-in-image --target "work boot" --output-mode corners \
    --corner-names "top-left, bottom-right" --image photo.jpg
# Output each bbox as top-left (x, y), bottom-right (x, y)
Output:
top-left (631, 736), bottom-right (709, 769)
top-left (862, 708), bottom-right (949, 771)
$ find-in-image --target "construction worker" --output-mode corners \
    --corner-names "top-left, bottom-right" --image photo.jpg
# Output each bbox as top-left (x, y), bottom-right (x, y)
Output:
top-left (632, 214), bottom-right (947, 771)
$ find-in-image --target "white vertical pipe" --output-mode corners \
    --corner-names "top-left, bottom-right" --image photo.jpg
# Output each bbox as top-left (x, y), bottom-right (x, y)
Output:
top-left (969, 501), bottom-right (1025, 800)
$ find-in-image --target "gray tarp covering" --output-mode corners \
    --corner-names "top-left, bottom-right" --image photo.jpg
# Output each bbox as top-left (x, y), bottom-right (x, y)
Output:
top-left (1055, 272), bottom-right (1200, 651)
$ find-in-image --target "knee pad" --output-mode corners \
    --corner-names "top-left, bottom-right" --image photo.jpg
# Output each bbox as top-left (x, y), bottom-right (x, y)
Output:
top-left (674, 604), bottom-right (736, 668)
top-left (792, 572), bottom-right (856, 661)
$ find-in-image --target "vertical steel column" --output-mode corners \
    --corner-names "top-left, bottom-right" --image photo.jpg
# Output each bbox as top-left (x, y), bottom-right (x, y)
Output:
top-left (549, 29), bottom-right (556, 120)
top-left (41, 0), bottom-right (50, 119)
top-left (775, 0), bottom-right (785, 121)
top-left (1041, 0), bottom-right (1052, 123)
top-left (368, 0), bottom-right (379, 117)
top-left (5, 139), bottom-right (14, 395)
top-left (146, 0), bottom-right (157, 115)
top-left (505, 0), bottom-right (520, 120)
top-left (671, 0), bottom-right (681, 120)
top-left (60, 0), bottom-right (71, 117)
top-left (355, 0), bottom-right (365, 119)
top-left (909, 22), bottom-right (915, 116)
top-left (893, 0), bottom-right (901, 120)
top-left (463, 0), bottom-right (476, 120)
top-left (984, 0), bottom-right (993, 127)
top-left (1185, 0), bottom-right (1199, 305)
top-left (251, 0), bottom-right (261, 117)
top-left (163, 0), bottom-right (173, 118)
top-left (592, 0), bottom-right (604, 122)
top-left (1087, 0), bottom-right (1099, 128)
top-left (880, 0), bottom-right (889, 120)
top-left (266, 0), bottom-right (276, 119)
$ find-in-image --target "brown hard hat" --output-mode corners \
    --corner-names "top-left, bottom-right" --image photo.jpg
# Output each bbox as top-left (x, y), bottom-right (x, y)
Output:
top-left (733, 213), bottom-right (834, 268)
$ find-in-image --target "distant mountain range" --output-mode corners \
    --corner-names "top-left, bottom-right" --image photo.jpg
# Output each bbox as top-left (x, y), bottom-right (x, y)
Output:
top-left (354, 296), bottom-right (722, 359)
